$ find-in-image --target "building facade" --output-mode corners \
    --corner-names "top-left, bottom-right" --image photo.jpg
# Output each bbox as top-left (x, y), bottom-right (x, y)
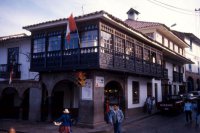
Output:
top-left (125, 8), bottom-right (192, 98)
top-left (0, 10), bottom-right (193, 127)
top-left (0, 34), bottom-right (39, 121)
top-left (173, 31), bottom-right (200, 92)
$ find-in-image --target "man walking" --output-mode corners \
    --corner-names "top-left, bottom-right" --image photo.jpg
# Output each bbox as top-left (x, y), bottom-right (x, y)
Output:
top-left (109, 104), bottom-right (124, 133)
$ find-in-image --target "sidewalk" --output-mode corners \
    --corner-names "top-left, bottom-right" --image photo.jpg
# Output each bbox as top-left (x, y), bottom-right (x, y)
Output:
top-left (0, 112), bottom-right (157, 133)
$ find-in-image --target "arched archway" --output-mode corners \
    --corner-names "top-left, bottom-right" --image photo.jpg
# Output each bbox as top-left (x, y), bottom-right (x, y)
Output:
top-left (187, 77), bottom-right (194, 92)
top-left (0, 87), bottom-right (20, 119)
top-left (51, 80), bottom-right (79, 119)
top-left (104, 81), bottom-right (124, 110)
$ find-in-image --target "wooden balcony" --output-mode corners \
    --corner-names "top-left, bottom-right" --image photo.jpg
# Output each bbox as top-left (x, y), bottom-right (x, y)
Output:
top-left (0, 64), bottom-right (21, 79)
top-left (173, 71), bottom-right (183, 82)
top-left (31, 47), bottom-right (163, 78)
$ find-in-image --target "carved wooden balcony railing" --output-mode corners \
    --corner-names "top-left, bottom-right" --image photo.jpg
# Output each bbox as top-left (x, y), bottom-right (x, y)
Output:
top-left (31, 46), bottom-right (163, 78)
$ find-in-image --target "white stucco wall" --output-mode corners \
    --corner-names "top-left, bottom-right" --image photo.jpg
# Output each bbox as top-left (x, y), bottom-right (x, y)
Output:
top-left (127, 76), bottom-right (162, 109)
top-left (0, 38), bottom-right (38, 80)
top-left (185, 37), bottom-right (200, 74)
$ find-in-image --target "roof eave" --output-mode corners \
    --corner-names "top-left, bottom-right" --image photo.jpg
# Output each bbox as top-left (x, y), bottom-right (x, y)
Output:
top-left (23, 13), bottom-right (104, 31)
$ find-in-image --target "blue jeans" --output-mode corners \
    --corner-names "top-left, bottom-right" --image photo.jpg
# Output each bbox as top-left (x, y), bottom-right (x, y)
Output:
top-left (113, 122), bottom-right (121, 133)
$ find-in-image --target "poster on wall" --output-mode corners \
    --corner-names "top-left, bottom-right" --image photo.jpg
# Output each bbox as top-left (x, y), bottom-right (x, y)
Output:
top-left (82, 79), bottom-right (93, 100)
top-left (95, 76), bottom-right (104, 87)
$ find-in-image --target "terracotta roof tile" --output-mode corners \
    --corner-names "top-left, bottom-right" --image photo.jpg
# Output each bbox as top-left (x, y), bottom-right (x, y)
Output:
top-left (124, 19), bottom-right (161, 29)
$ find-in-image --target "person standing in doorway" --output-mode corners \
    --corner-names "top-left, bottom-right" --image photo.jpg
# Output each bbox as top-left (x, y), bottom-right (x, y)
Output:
top-left (54, 109), bottom-right (72, 133)
top-left (184, 99), bottom-right (193, 124)
top-left (146, 95), bottom-right (153, 114)
top-left (104, 98), bottom-right (110, 123)
top-left (109, 104), bottom-right (124, 133)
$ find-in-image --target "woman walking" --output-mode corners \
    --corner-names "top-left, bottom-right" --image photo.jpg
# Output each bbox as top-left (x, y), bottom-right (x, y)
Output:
top-left (54, 109), bottom-right (72, 133)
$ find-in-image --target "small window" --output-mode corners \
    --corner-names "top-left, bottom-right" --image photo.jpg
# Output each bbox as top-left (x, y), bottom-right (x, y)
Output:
top-left (132, 81), bottom-right (139, 104)
top-left (189, 64), bottom-right (192, 71)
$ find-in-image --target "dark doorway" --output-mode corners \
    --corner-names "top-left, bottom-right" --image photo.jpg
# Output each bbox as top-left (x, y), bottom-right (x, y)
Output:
top-left (154, 83), bottom-right (158, 104)
top-left (104, 81), bottom-right (124, 111)
top-left (41, 86), bottom-right (48, 121)
top-left (21, 88), bottom-right (30, 120)
top-left (147, 83), bottom-right (152, 97)
top-left (0, 87), bottom-right (19, 119)
top-left (187, 77), bottom-right (194, 92)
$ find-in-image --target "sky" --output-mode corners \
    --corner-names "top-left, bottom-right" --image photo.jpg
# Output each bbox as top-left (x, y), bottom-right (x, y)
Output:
top-left (0, 0), bottom-right (200, 37)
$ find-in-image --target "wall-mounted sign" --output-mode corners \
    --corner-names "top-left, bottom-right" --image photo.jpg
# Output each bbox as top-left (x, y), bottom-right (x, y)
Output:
top-left (95, 76), bottom-right (104, 87)
top-left (82, 79), bottom-right (93, 100)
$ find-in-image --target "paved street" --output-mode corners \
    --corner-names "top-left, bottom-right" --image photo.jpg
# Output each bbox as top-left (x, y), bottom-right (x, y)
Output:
top-left (124, 113), bottom-right (200, 133)
top-left (1, 112), bottom-right (200, 133)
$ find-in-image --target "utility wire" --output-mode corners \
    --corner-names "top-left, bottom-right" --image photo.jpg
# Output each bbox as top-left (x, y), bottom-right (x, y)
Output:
top-left (151, 0), bottom-right (194, 13)
top-left (147, 0), bottom-right (196, 16)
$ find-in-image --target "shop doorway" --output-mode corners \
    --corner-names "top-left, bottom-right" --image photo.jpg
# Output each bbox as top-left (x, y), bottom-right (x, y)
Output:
top-left (187, 77), bottom-right (194, 92)
top-left (104, 81), bottom-right (124, 111)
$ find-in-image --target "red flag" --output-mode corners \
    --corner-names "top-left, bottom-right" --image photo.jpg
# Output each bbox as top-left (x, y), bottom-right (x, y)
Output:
top-left (66, 14), bottom-right (77, 43)
top-left (9, 66), bottom-right (13, 84)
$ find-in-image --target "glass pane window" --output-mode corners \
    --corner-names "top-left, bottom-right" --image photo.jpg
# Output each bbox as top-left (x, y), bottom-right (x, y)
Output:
top-left (64, 33), bottom-right (79, 50)
top-left (114, 36), bottom-right (124, 53)
top-left (132, 81), bottom-right (139, 104)
top-left (144, 48), bottom-right (150, 61)
top-left (33, 38), bottom-right (45, 53)
top-left (81, 30), bottom-right (98, 48)
top-left (48, 36), bottom-right (61, 51)
top-left (126, 41), bottom-right (134, 56)
top-left (135, 45), bottom-right (142, 58)
top-left (100, 31), bottom-right (113, 49)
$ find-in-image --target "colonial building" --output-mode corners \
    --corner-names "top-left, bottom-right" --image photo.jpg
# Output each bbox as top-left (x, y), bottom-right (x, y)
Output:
top-left (0, 10), bottom-right (193, 127)
top-left (173, 31), bottom-right (200, 92)
top-left (125, 8), bottom-right (193, 97)
top-left (0, 34), bottom-right (39, 120)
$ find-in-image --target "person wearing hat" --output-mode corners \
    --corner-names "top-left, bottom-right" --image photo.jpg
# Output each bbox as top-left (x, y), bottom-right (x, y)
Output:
top-left (54, 109), bottom-right (72, 133)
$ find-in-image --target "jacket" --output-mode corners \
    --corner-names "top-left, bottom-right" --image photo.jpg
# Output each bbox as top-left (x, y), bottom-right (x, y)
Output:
top-left (109, 109), bottom-right (124, 124)
top-left (55, 114), bottom-right (71, 126)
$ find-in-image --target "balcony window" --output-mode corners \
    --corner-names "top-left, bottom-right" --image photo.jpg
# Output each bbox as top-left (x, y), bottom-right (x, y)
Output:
top-left (48, 35), bottom-right (61, 51)
top-left (64, 33), bottom-right (79, 49)
top-left (135, 45), bottom-right (142, 59)
top-left (33, 38), bottom-right (45, 53)
top-left (81, 30), bottom-right (98, 48)
top-left (144, 48), bottom-right (150, 61)
top-left (114, 36), bottom-right (124, 53)
top-left (100, 31), bottom-right (113, 49)
top-left (151, 52), bottom-right (156, 63)
top-left (156, 53), bottom-right (162, 65)
top-left (126, 41), bottom-right (134, 56)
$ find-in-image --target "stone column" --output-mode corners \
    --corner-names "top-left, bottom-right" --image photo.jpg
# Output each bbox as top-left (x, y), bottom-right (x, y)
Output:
top-left (29, 87), bottom-right (42, 121)
top-left (47, 96), bottom-right (52, 121)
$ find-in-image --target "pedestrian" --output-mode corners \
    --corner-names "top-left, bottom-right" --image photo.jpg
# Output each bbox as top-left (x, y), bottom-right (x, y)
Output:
top-left (193, 98), bottom-right (200, 126)
top-left (54, 109), bottom-right (72, 133)
top-left (109, 104), bottom-right (124, 133)
top-left (184, 99), bottom-right (193, 124)
top-left (146, 95), bottom-right (153, 114)
top-left (104, 99), bottom-right (110, 123)
top-left (8, 127), bottom-right (16, 133)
